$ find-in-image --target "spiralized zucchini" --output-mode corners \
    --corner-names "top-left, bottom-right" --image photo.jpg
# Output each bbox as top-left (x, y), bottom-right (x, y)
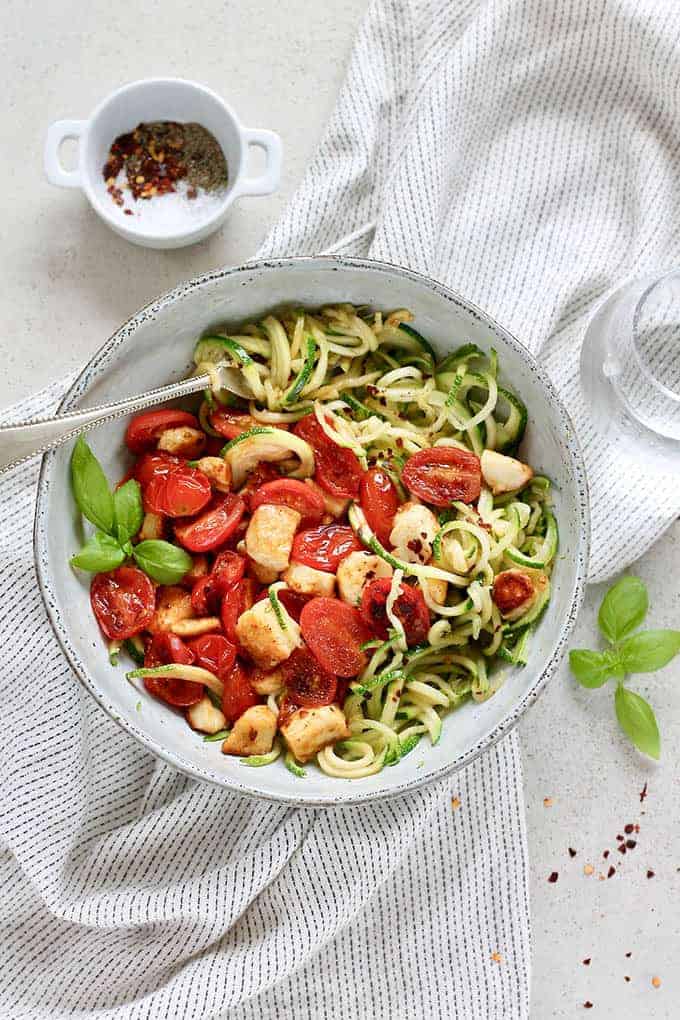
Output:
top-left (195, 305), bottom-right (557, 779)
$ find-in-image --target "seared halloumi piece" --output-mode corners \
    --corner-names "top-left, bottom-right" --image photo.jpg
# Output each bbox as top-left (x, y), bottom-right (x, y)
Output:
top-left (245, 504), bottom-right (301, 573)
top-left (248, 558), bottom-right (280, 585)
top-left (235, 596), bottom-right (302, 669)
top-left (280, 704), bottom-right (350, 763)
top-left (157, 426), bottom-right (206, 459)
top-left (283, 561), bottom-right (336, 597)
top-left (250, 666), bottom-right (285, 696)
top-left (171, 617), bottom-right (221, 638)
top-left (149, 586), bottom-right (194, 633)
top-left (389, 502), bottom-right (439, 565)
top-left (336, 551), bottom-right (392, 606)
top-left (222, 705), bottom-right (277, 756)
top-left (138, 511), bottom-right (164, 542)
top-left (186, 696), bottom-right (226, 734)
top-left (480, 450), bottom-right (533, 496)
top-left (304, 477), bottom-right (350, 519)
top-left (194, 456), bottom-right (232, 493)
top-left (182, 554), bottom-right (209, 585)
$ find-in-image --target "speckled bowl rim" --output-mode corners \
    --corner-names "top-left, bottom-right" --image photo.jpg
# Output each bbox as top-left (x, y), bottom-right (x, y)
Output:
top-left (34, 255), bottom-right (590, 807)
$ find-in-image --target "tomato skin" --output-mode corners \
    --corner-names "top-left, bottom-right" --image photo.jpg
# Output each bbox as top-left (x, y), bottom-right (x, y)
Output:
top-left (90, 566), bottom-right (155, 640)
top-left (281, 647), bottom-right (337, 707)
top-left (292, 524), bottom-right (363, 573)
top-left (190, 576), bottom-right (221, 616)
top-left (294, 414), bottom-right (362, 499)
top-left (401, 447), bottom-right (482, 507)
top-left (249, 479), bottom-right (324, 525)
top-left (143, 631), bottom-right (203, 706)
top-left (360, 578), bottom-right (430, 645)
top-left (239, 461), bottom-right (282, 508)
top-left (125, 409), bottom-right (199, 454)
top-left (211, 550), bottom-right (247, 595)
top-left (174, 494), bottom-right (246, 552)
top-left (300, 597), bottom-right (371, 678)
top-left (209, 408), bottom-right (267, 440)
top-left (133, 451), bottom-right (185, 489)
top-left (254, 587), bottom-right (312, 622)
top-left (359, 467), bottom-right (400, 546)
top-left (145, 467), bottom-right (212, 518)
top-left (188, 633), bottom-right (237, 678)
top-left (220, 577), bottom-right (258, 644)
top-left (221, 661), bottom-right (260, 723)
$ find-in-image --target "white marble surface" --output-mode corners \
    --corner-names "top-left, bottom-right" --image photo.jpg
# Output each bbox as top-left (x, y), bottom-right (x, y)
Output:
top-left (2, 1), bottom-right (678, 1015)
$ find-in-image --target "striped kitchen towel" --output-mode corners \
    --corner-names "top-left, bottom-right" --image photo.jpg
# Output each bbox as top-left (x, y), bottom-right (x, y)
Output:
top-left (4, 0), bottom-right (680, 1017)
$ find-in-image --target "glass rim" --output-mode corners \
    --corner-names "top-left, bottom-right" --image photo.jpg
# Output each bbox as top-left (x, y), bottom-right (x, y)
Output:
top-left (631, 267), bottom-right (680, 405)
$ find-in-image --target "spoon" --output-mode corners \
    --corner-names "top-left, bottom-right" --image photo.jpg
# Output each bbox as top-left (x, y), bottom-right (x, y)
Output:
top-left (0, 365), bottom-right (252, 474)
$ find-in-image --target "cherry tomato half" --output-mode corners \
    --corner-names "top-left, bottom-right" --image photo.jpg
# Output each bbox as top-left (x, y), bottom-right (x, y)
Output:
top-left (145, 467), bottom-right (212, 518)
top-left (300, 597), bottom-right (370, 677)
top-left (249, 478), bottom-right (324, 526)
top-left (281, 647), bottom-right (337, 707)
top-left (492, 569), bottom-right (534, 615)
top-left (221, 661), bottom-right (260, 723)
top-left (239, 461), bottom-right (282, 509)
top-left (133, 451), bottom-right (185, 489)
top-left (292, 524), bottom-right (363, 573)
top-left (174, 494), bottom-right (246, 552)
top-left (142, 631), bottom-right (203, 707)
top-left (211, 549), bottom-right (247, 595)
top-left (90, 566), bottom-right (155, 640)
top-left (401, 446), bottom-right (481, 507)
top-left (360, 578), bottom-right (430, 645)
top-left (294, 414), bottom-right (362, 499)
top-left (189, 633), bottom-right (237, 678)
top-left (125, 409), bottom-right (199, 454)
top-left (209, 408), bottom-right (275, 440)
top-left (190, 575), bottom-right (221, 616)
top-left (220, 577), bottom-right (258, 644)
top-left (359, 467), bottom-right (400, 546)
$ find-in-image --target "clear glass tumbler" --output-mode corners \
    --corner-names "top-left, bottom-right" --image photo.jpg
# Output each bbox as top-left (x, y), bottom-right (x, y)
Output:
top-left (580, 268), bottom-right (680, 467)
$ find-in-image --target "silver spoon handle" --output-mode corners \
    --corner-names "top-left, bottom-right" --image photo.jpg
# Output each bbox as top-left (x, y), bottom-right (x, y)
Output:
top-left (0, 373), bottom-right (210, 474)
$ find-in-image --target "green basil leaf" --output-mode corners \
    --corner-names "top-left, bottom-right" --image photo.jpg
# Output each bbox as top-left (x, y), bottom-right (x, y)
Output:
top-left (113, 479), bottom-right (143, 545)
top-left (598, 576), bottom-right (648, 644)
top-left (618, 630), bottom-right (680, 673)
top-left (70, 531), bottom-right (125, 573)
top-left (614, 685), bottom-right (660, 759)
top-left (569, 648), bottom-right (622, 688)
top-left (70, 435), bottom-right (114, 534)
top-left (133, 540), bottom-right (192, 584)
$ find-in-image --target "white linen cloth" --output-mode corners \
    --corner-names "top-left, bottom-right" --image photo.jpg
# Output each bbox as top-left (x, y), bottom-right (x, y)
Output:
top-left (3, 1), bottom-right (680, 1017)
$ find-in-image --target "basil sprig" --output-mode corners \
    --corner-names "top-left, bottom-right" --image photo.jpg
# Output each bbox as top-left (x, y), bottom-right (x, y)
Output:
top-left (569, 576), bottom-right (680, 759)
top-left (69, 435), bottom-right (192, 584)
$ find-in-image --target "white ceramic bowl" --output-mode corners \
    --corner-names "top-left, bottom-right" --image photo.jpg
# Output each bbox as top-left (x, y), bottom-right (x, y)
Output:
top-left (35, 257), bottom-right (589, 806)
top-left (44, 78), bottom-right (282, 249)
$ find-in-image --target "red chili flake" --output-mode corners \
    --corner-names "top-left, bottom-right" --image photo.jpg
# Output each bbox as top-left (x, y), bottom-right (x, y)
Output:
top-left (617, 844), bottom-right (627, 855)
top-left (625, 952), bottom-right (632, 958)
top-left (640, 782), bottom-right (648, 802)
top-left (625, 839), bottom-right (636, 849)
top-left (607, 866), bottom-right (616, 878)
top-left (584, 1003), bottom-right (593, 1010)
top-left (624, 823), bottom-right (635, 834)
top-left (616, 834), bottom-right (624, 842)
top-left (647, 870), bottom-right (655, 879)
top-left (634, 824), bottom-right (640, 833)
top-left (568, 848), bottom-right (577, 858)
top-left (624, 976), bottom-right (631, 983)
top-left (603, 850), bottom-right (610, 859)
top-left (124, 209), bottom-right (133, 216)
top-left (583, 958), bottom-right (591, 966)
top-left (548, 871), bottom-right (559, 883)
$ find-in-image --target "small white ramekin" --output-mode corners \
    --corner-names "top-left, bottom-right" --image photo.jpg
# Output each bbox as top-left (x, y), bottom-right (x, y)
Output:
top-left (44, 78), bottom-right (282, 249)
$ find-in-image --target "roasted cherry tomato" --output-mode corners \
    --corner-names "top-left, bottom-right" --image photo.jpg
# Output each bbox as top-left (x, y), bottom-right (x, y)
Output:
top-left (211, 550), bottom-right (247, 595)
top-left (143, 631), bottom-right (203, 706)
top-left (221, 661), bottom-right (260, 723)
top-left (291, 524), bottom-right (363, 573)
top-left (254, 587), bottom-right (312, 623)
top-left (174, 494), bottom-right (246, 552)
top-left (281, 647), bottom-right (337, 707)
top-left (294, 414), bottom-right (362, 498)
top-left (239, 461), bottom-right (282, 508)
top-left (190, 575), bottom-right (221, 616)
top-left (492, 569), bottom-right (534, 616)
top-left (125, 409), bottom-right (199, 454)
top-left (209, 408), bottom-right (264, 440)
top-left (360, 577), bottom-right (430, 645)
top-left (133, 451), bottom-right (185, 489)
top-left (90, 566), bottom-right (155, 640)
top-left (145, 467), bottom-right (212, 518)
top-left (188, 633), bottom-right (237, 678)
top-left (359, 467), bottom-right (400, 546)
top-left (220, 577), bottom-right (258, 644)
top-left (249, 478), bottom-right (324, 525)
top-left (401, 446), bottom-right (481, 507)
top-left (300, 597), bottom-right (371, 677)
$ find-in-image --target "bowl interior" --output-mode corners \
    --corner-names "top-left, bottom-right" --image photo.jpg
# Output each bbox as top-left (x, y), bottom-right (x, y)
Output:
top-left (82, 79), bottom-right (242, 238)
top-left (36, 258), bottom-right (588, 806)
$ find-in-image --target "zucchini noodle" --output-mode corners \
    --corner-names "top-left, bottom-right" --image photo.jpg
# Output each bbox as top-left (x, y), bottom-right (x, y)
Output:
top-left (193, 305), bottom-right (558, 779)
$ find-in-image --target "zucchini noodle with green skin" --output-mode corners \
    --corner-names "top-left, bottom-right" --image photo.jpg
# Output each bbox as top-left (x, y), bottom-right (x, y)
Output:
top-left (195, 304), bottom-right (557, 779)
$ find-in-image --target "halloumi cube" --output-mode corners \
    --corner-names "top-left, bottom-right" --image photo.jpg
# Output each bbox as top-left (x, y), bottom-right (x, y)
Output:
top-left (194, 456), bottom-right (232, 492)
top-left (336, 551), bottom-right (392, 606)
top-left (235, 597), bottom-right (302, 669)
top-left (280, 704), bottom-right (350, 763)
top-left (282, 561), bottom-right (336, 597)
top-left (248, 558), bottom-right (280, 585)
top-left (480, 450), bottom-right (533, 496)
top-left (250, 666), bottom-right (285, 696)
top-left (389, 502), bottom-right (439, 564)
top-left (149, 586), bottom-right (194, 633)
top-left (157, 426), bottom-right (206, 458)
top-left (182, 554), bottom-right (209, 585)
top-left (245, 504), bottom-right (301, 573)
top-left (222, 705), bottom-right (277, 756)
top-left (186, 696), bottom-right (226, 734)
